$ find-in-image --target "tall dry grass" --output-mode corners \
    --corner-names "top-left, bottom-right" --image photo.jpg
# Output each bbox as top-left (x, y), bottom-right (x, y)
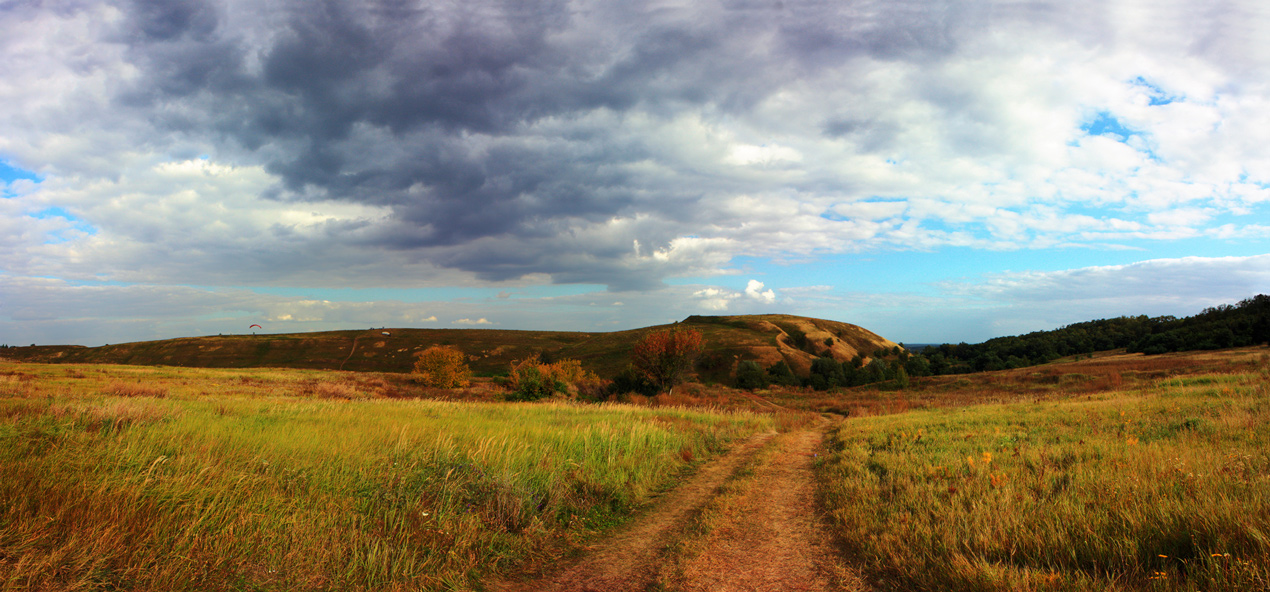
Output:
top-left (818, 368), bottom-right (1270, 591)
top-left (0, 360), bottom-right (771, 591)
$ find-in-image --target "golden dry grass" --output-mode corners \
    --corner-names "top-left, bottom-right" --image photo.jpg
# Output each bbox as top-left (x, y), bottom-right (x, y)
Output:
top-left (0, 360), bottom-right (771, 591)
top-left (817, 353), bottom-right (1270, 591)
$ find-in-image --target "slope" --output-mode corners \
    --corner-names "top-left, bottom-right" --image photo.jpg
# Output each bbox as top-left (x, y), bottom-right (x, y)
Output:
top-left (1, 314), bottom-right (897, 379)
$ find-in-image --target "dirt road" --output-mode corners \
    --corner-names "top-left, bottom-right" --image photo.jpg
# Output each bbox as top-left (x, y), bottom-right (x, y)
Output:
top-left (487, 419), bottom-right (865, 592)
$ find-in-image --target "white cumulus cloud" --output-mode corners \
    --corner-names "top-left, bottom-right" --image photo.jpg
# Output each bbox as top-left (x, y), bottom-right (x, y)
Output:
top-left (745, 280), bottom-right (777, 304)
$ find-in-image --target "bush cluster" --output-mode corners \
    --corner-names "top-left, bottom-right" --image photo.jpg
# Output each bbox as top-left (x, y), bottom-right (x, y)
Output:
top-left (734, 360), bottom-right (768, 390)
top-left (413, 345), bottom-right (472, 388)
top-left (732, 353), bottom-right (915, 391)
top-left (505, 356), bottom-right (599, 402)
top-left (608, 366), bottom-right (659, 398)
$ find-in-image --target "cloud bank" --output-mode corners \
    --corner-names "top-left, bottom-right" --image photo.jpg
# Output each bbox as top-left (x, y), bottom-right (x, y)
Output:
top-left (1, 0), bottom-right (1268, 344)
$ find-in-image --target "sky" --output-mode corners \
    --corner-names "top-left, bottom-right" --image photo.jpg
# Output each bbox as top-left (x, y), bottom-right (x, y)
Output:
top-left (2, 0), bottom-right (1270, 347)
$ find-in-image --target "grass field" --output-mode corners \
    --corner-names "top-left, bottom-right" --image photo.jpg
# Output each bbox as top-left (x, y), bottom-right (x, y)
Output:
top-left (0, 362), bottom-right (770, 591)
top-left (818, 353), bottom-right (1270, 591)
top-left (4, 348), bottom-right (1269, 591)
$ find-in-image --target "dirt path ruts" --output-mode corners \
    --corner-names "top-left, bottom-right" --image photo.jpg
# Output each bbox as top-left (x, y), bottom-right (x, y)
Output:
top-left (672, 420), bottom-right (866, 592)
top-left (487, 432), bottom-right (776, 592)
top-left (488, 417), bottom-right (867, 592)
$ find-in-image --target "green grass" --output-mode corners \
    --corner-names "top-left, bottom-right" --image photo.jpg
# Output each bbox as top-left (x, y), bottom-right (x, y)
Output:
top-left (0, 361), bottom-right (770, 591)
top-left (818, 368), bottom-right (1270, 591)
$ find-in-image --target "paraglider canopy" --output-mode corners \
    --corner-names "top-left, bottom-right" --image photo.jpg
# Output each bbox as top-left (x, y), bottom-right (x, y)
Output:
top-left (249, 324), bottom-right (262, 329)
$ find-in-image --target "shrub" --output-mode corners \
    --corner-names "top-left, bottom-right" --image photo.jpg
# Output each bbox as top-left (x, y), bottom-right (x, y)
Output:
top-left (505, 355), bottom-right (598, 401)
top-left (505, 365), bottom-right (561, 402)
top-left (734, 360), bottom-right (769, 390)
top-left (766, 360), bottom-right (800, 387)
top-left (610, 365), bottom-right (659, 398)
top-left (893, 365), bottom-right (910, 389)
top-left (413, 346), bottom-right (472, 388)
top-left (573, 375), bottom-right (612, 402)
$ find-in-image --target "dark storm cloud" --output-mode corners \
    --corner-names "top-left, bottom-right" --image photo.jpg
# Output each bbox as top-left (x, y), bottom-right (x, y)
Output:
top-left (9, 0), bottom-right (1270, 346)
top-left (87, 0), bottom-right (1226, 289)
top-left (106, 0), bottom-right (798, 288)
top-left (129, 0), bottom-right (221, 41)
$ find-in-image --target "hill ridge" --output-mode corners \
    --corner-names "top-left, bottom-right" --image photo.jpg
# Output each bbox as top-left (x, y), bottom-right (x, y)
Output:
top-left (1, 314), bottom-right (897, 380)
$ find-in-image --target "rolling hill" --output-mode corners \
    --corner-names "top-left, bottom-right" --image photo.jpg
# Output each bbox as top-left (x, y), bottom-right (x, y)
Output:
top-left (0, 314), bottom-right (898, 380)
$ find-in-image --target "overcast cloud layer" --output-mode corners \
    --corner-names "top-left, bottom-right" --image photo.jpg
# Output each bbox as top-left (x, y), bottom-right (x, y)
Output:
top-left (2, 0), bottom-right (1270, 345)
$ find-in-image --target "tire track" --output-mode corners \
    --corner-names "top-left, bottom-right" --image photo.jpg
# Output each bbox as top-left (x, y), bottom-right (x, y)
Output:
top-left (487, 431), bottom-right (776, 592)
top-left (670, 420), bottom-right (867, 592)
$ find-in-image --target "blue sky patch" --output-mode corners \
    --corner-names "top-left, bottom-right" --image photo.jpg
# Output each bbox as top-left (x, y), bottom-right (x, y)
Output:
top-left (1132, 76), bottom-right (1179, 106)
top-left (32, 207), bottom-right (75, 220)
top-left (0, 160), bottom-right (40, 183)
top-left (819, 209), bottom-right (847, 222)
top-left (32, 207), bottom-right (98, 242)
top-left (1, 160), bottom-right (41, 197)
top-left (1082, 111), bottom-right (1138, 140)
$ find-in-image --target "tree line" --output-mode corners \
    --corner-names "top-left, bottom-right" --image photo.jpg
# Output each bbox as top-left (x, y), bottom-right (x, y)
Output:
top-left (922, 294), bottom-right (1270, 373)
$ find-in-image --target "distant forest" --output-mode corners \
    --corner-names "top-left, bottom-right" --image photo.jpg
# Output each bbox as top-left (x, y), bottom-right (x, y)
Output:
top-left (776, 294), bottom-right (1270, 391)
top-left (925, 294), bottom-right (1270, 370)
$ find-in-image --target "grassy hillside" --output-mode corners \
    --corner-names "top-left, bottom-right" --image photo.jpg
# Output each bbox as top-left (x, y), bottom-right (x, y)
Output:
top-left (0, 314), bottom-right (897, 380)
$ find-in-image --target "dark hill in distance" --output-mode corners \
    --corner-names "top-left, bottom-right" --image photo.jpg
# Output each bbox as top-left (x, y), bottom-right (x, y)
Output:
top-left (2, 314), bottom-right (898, 380)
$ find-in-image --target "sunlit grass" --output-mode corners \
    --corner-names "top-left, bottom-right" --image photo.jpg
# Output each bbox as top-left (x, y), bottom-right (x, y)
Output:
top-left (818, 367), bottom-right (1270, 591)
top-left (0, 361), bottom-right (770, 591)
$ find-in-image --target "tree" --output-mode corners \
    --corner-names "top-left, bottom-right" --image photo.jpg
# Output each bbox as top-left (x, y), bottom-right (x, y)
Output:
top-left (631, 327), bottom-right (705, 394)
top-left (894, 365), bottom-right (910, 389)
top-left (903, 354), bottom-right (931, 377)
top-left (809, 357), bottom-right (846, 390)
top-left (734, 360), bottom-right (769, 390)
top-left (766, 360), bottom-right (800, 387)
top-left (413, 345), bottom-right (471, 388)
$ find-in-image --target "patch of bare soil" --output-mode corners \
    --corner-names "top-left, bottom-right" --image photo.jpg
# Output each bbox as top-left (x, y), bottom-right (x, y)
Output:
top-left (671, 423), bottom-right (867, 592)
top-left (487, 432), bottom-right (775, 592)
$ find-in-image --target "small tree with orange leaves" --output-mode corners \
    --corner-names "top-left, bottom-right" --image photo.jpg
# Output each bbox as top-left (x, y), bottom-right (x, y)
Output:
top-left (631, 326), bottom-right (704, 394)
top-left (505, 355), bottom-right (597, 401)
top-left (413, 345), bottom-right (471, 388)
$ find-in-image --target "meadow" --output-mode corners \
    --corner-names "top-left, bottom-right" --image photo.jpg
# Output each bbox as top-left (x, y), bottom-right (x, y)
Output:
top-left (3, 348), bottom-right (1269, 591)
top-left (818, 352), bottom-right (1270, 591)
top-left (0, 362), bottom-right (770, 591)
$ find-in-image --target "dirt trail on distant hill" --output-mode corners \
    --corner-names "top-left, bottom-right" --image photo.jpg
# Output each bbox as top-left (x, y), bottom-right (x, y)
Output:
top-left (486, 418), bottom-right (866, 592)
